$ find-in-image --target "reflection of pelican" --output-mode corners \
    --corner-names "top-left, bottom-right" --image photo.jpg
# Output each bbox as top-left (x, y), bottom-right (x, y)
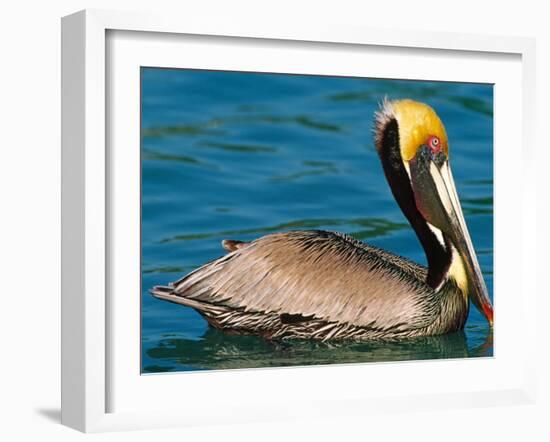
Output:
top-left (144, 328), bottom-right (493, 372)
top-left (151, 99), bottom-right (493, 340)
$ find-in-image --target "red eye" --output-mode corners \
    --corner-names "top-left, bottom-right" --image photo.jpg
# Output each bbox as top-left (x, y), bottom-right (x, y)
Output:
top-left (428, 136), bottom-right (441, 153)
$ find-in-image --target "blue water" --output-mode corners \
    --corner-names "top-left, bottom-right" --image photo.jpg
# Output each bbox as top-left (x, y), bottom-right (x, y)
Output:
top-left (141, 68), bottom-right (493, 373)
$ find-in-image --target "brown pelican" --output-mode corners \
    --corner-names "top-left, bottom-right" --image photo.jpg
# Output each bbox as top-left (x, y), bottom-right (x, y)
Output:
top-left (151, 99), bottom-right (494, 341)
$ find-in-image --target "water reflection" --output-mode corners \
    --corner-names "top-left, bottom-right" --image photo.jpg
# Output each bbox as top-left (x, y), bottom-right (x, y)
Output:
top-left (461, 195), bottom-right (493, 216)
top-left (198, 141), bottom-right (278, 153)
top-left (159, 217), bottom-right (409, 244)
top-left (269, 160), bottom-right (339, 182)
top-left (142, 114), bottom-right (344, 140)
top-left (143, 148), bottom-right (202, 165)
top-left (325, 86), bottom-right (492, 116)
top-left (446, 96), bottom-right (493, 117)
top-left (144, 328), bottom-right (493, 372)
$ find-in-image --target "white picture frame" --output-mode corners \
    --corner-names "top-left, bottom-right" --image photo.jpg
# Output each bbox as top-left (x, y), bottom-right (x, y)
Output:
top-left (61, 9), bottom-right (537, 433)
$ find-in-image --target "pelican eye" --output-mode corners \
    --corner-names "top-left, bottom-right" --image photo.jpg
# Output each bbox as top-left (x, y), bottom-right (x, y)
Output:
top-left (427, 135), bottom-right (441, 153)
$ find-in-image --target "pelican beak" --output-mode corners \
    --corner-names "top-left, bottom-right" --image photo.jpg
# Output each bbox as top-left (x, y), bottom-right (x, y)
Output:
top-left (408, 146), bottom-right (494, 326)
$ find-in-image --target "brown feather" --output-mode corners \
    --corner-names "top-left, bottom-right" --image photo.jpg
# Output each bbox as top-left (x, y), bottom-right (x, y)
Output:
top-left (221, 239), bottom-right (248, 252)
top-left (151, 230), bottom-right (468, 340)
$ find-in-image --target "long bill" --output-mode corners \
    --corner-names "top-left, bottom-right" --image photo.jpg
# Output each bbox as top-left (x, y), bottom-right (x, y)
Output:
top-left (409, 147), bottom-right (494, 326)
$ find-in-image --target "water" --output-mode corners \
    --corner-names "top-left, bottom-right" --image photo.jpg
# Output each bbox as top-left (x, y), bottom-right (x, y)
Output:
top-left (141, 68), bottom-right (493, 373)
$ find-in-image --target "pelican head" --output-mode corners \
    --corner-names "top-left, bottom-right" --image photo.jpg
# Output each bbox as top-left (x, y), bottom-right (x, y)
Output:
top-left (375, 99), bottom-right (493, 326)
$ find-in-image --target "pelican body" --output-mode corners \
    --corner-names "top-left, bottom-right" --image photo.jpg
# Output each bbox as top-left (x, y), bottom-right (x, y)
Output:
top-left (151, 99), bottom-right (494, 341)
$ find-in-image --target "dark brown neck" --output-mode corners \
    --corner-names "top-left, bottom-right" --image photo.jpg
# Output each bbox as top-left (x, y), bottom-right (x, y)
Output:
top-left (377, 118), bottom-right (452, 289)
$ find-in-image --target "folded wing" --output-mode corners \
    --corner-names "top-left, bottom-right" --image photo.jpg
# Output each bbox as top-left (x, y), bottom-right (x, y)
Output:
top-left (164, 230), bottom-right (440, 333)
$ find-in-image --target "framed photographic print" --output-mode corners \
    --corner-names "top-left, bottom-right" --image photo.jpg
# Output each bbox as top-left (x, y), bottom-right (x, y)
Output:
top-left (61, 9), bottom-right (537, 432)
top-left (141, 68), bottom-right (495, 372)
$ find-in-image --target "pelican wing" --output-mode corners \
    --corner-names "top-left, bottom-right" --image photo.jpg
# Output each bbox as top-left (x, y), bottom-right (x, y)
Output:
top-left (170, 230), bottom-right (440, 332)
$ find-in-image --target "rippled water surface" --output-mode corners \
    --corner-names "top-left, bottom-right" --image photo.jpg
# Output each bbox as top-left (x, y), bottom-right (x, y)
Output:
top-left (141, 68), bottom-right (493, 373)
